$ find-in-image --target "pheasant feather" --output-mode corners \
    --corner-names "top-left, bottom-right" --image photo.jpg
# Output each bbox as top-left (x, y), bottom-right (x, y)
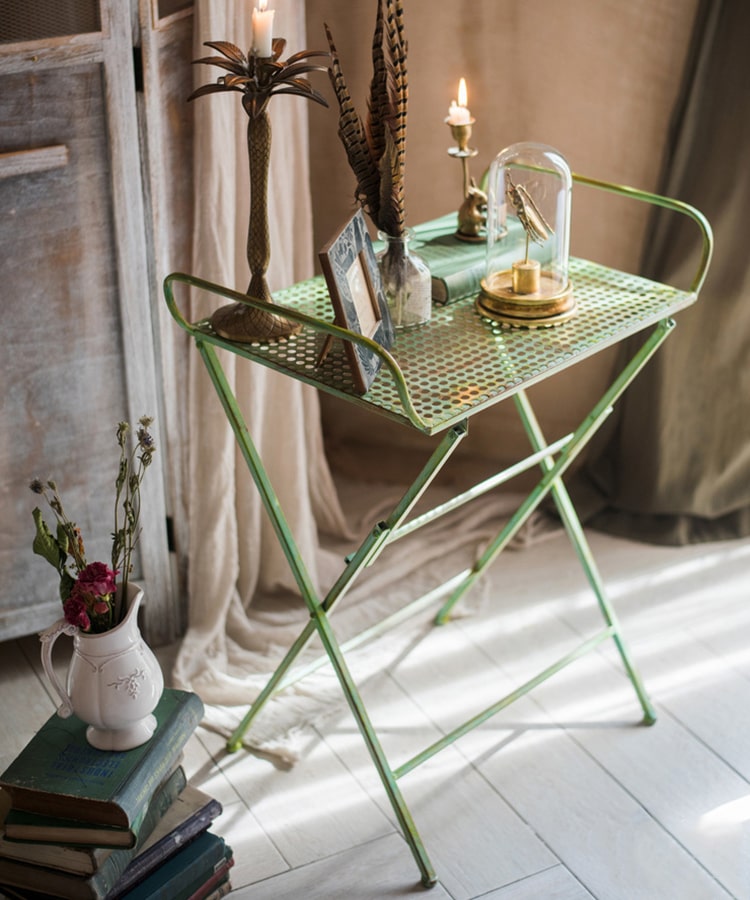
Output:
top-left (365, 2), bottom-right (388, 173)
top-left (325, 24), bottom-right (380, 223)
top-left (326, 0), bottom-right (410, 236)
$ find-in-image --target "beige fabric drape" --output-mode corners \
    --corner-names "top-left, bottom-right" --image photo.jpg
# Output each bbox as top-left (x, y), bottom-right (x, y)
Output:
top-left (172, 0), bottom-right (348, 702)
top-left (571, 0), bottom-right (750, 544)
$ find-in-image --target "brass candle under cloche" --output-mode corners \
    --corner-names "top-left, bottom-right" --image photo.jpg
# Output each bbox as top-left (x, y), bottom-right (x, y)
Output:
top-left (478, 142), bottom-right (575, 327)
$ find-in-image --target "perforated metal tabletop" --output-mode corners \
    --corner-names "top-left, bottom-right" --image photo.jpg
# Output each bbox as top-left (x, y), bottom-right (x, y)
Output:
top-left (185, 257), bottom-right (695, 435)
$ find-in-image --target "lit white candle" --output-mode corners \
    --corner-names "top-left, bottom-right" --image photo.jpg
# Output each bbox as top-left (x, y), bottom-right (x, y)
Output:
top-left (446, 78), bottom-right (471, 125)
top-left (252, 0), bottom-right (274, 57)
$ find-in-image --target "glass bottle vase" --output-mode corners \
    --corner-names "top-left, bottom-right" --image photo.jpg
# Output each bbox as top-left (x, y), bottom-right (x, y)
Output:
top-left (376, 230), bottom-right (432, 329)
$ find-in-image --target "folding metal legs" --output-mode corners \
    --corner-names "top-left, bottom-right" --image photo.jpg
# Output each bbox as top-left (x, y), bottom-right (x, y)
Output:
top-left (434, 321), bottom-right (673, 724)
top-left (197, 320), bottom-right (673, 888)
top-left (512, 390), bottom-right (657, 724)
top-left (198, 334), bottom-right (468, 886)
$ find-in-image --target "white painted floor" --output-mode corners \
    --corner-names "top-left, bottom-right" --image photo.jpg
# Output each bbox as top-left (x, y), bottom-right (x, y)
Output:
top-left (4, 525), bottom-right (749, 899)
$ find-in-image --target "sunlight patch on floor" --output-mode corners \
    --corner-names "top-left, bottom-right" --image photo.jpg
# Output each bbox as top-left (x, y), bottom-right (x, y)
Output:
top-left (699, 793), bottom-right (750, 831)
top-left (589, 538), bottom-right (750, 603)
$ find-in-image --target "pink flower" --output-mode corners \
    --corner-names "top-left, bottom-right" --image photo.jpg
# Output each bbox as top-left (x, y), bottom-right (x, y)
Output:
top-left (76, 562), bottom-right (119, 597)
top-left (63, 594), bottom-right (91, 631)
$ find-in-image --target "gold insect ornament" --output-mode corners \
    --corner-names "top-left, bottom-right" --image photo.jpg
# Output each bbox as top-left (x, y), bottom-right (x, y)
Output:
top-left (505, 171), bottom-right (554, 262)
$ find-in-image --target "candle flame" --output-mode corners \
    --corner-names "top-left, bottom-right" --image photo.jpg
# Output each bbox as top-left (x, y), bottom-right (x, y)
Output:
top-left (258, 0), bottom-right (267, 10)
top-left (458, 78), bottom-right (467, 108)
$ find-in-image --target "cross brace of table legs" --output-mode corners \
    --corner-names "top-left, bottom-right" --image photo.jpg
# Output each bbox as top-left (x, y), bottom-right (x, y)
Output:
top-left (197, 319), bottom-right (672, 888)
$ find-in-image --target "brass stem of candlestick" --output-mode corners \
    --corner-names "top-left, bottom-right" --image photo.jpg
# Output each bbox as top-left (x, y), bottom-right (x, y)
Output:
top-left (448, 121), bottom-right (474, 194)
top-left (247, 111), bottom-right (273, 304)
top-left (446, 118), bottom-right (486, 242)
top-left (210, 111), bottom-right (302, 342)
top-left (447, 120), bottom-right (476, 195)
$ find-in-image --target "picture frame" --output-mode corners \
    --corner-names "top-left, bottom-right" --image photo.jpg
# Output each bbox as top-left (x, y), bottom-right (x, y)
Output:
top-left (318, 209), bottom-right (394, 394)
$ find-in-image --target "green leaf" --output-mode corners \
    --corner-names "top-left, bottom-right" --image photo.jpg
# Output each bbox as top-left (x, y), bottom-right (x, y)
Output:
top-left (31, 508), bottom-right (66, 572)
top-left (55, 522), bottom-right (69, 555)
top-left (59, 571), bottom-right (75, 602)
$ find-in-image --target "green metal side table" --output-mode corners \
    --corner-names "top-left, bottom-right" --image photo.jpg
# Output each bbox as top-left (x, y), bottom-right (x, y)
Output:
top-left (164, 175), bottom-right (712, 889)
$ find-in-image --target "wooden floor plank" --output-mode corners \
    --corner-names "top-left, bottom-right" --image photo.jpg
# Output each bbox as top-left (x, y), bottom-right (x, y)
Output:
top-left (179, 729), bottom-right (290, 889)
top-left (491, 635), bottom-right (750, 898)
top-left (199, 723), bottom-right (396, 870)
top-left (228, 833), bottom-right (454, 900)
top-left (463, 720), bottom-right (734, 899)
top-left (381, 588), bottom-right (718, 899)
top-left (483, 865), bottom-right (596, 899)
top-left (0, 639), bottom-right (56, 770)
top-left (451, 533), bottom-right (746, 899)
top-left (2, 532), bottom-right (749, 899)
top-left (321, 664), bottom-right (557, 899)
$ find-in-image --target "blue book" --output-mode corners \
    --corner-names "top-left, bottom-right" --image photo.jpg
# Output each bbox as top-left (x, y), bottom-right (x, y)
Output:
top-left (107, 785), bottom-right (222, 899)
top-left (115, 831), bottom-right (232, 900)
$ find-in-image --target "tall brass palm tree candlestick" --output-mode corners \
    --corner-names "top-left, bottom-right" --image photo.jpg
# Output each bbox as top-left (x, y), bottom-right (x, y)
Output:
top-left (190, 38), bottom-right (329, 342)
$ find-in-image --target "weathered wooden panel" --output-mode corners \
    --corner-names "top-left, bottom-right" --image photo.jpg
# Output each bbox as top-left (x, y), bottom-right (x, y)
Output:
top-left (0, 0), bottom-right (100, 46)
top-left (140, 8), bottom-right (194, 622)
top-left (0, 0), bottom-right (193, 646)
top-left (0, 145), bottom-right (69, 178)
top-left (0, 63), bottom-right (134, 640)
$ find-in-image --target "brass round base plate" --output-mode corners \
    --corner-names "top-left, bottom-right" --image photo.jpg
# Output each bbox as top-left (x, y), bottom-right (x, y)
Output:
top-left (210, 302), bottom-right (302, 343)
top-left (478, 269), bottom-right (575, 328)
top-left (476, 294), bottom-right (578, 328)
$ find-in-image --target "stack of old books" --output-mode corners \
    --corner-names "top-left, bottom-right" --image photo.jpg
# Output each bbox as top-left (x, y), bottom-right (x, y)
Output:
top-left (0, 689), bottom-right (233, 900)
top-left (399, 212), bottom-right (524, 306)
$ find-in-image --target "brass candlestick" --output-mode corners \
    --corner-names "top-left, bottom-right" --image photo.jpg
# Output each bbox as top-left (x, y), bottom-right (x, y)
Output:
top-left (446, 118), bottom-right (486, 243)
top-left (189, 38), bottom-right (329, 342)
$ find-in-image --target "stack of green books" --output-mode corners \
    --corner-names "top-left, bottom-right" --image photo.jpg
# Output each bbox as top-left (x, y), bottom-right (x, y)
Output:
top-left (406, 212), bottom-right (523, 305)
top-left (0, 689), bottom-right (233, 900)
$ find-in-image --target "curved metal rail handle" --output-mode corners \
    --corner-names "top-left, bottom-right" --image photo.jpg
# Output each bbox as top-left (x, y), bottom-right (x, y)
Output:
top-left (571, 172), bottom-right (714, 295)
top-left (163, 270), bottom-right (426, 429)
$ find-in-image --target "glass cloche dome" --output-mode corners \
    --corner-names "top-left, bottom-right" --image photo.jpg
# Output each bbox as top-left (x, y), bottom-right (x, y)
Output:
top-left (479, 142), bottom-right (575, 326)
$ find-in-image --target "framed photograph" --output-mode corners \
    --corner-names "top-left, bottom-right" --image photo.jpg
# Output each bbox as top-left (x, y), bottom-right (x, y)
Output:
top-left (318, 209), bottom-right (394, 393)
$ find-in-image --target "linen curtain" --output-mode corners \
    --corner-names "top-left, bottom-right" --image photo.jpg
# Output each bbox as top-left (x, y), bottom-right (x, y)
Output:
top-left (570, 0), bottom-right (750, 545)
top-left (172, 0), bottom-right (349, 699)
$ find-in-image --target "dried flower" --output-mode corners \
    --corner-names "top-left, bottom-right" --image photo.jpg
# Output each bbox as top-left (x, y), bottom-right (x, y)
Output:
top-left (30, 417), bottom-right (157, 633)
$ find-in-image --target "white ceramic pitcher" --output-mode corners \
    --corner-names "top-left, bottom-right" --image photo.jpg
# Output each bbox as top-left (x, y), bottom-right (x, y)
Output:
top-left (39, 583), bottom-right (164, 751)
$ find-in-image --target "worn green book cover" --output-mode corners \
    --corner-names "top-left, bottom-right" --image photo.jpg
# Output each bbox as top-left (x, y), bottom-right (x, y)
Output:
top-left (408, 213), bottom-right (523, 304)
top-left (0, 690), bottom-right (203, 830)
top-left (0, 767), bottom-right (187, 898)
top-left (0, 798), bottom-right (111, 875)
top-left (1, 765), bottom-right (186, 856)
